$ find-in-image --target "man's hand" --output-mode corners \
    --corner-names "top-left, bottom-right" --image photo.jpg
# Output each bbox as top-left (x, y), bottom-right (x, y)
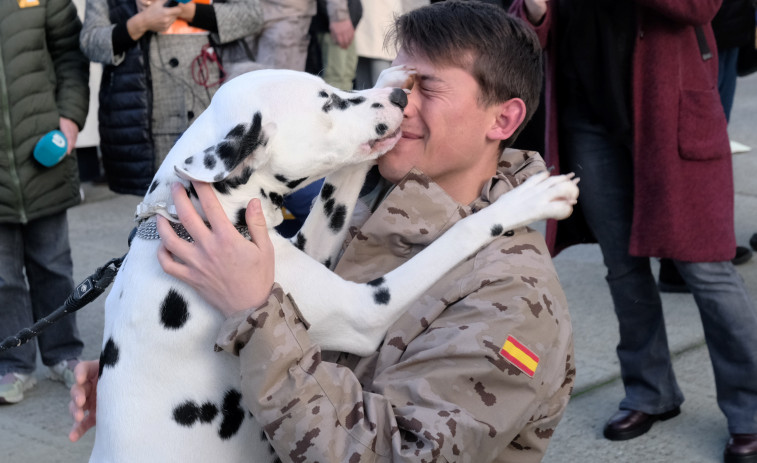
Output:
top-left (59, 117), bottom-right (79, 155)
top-left (68, 360), bottom-right (99, 442)
top-left (329, 19), bottom-right (355, 49)
top-left (157, 182), bottom-right (275, 317)
top-left (524, 0), bottom-right (548, 24)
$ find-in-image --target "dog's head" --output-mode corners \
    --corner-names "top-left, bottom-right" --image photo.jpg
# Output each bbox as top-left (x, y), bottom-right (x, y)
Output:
top-left (138, 69), bottom-right (407, 224)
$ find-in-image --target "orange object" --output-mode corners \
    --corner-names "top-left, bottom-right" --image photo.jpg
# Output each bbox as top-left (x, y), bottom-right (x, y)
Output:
top-left (164, 0), bottom-right (211, 35)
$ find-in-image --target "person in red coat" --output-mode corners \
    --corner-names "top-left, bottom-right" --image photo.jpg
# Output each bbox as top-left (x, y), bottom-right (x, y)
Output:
top-left (510, 0), bottom-right (757, 461)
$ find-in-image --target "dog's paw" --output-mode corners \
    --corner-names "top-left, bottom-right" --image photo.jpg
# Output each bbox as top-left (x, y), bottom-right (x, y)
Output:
top-left (493, 171), bottom-right (580, 223)
top-left (374, 64), bottom-right (416, 91)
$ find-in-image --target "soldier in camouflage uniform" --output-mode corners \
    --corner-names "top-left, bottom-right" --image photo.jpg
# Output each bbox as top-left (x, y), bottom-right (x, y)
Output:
top-left (71, 2), bottom-right (575, 461)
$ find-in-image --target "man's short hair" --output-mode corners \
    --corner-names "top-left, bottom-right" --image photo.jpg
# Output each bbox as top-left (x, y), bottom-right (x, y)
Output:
top-left (387, 0), bottom-right (543, 148)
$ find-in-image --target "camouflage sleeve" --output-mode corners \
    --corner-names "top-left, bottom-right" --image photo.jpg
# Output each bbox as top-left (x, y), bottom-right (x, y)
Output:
top-left (216, 236), bottom-right (573, 462)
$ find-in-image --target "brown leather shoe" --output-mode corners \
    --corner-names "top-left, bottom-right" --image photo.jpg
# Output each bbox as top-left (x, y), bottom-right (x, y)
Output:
top-left (725, 433), bottom-right (757, 463)
top-left (603, 407), bottom-right (681, 441)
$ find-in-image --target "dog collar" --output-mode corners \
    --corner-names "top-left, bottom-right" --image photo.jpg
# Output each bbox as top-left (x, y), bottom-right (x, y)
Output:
top-left (135, 219), bottom-right (251, 243)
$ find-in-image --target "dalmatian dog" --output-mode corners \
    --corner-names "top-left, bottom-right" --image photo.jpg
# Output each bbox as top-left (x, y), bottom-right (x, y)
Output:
top-left (90, 66), bottom-right (579, 463)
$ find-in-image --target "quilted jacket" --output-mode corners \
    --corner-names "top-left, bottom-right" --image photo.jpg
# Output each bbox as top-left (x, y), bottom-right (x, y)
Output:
top-left (0, 0), bottom-right (89, 223)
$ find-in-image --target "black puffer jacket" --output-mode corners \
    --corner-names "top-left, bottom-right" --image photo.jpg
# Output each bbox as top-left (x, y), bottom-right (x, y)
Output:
top-left (0, 0), bottom-right (89, 224)
top-left (97, 0), bottom-right (154, 196)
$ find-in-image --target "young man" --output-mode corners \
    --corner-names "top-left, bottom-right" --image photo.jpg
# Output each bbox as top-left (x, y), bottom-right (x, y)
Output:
top-left (71, 2), bottom-right (575, 460)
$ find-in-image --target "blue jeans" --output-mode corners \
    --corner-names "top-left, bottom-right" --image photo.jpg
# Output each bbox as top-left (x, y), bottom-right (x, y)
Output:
top-left (0, 211), bottom-right (83, 375)
top-left (560, 103), bottom-right (757, 434)
top-left (718, 47), bottom-right (740, 122)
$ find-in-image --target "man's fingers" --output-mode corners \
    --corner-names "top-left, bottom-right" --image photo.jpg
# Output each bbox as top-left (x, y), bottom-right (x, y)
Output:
top-left (156, 215), bottom-right (197, 263)
top-left (245, 198), bottom-right (271, 250)
top-left (169, 182), bottom-right (211, 241)
top-left (192, 181), bottom-right (235, 235)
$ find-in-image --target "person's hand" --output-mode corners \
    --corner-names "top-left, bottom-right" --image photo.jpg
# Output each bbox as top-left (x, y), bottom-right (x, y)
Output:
top-left (68, 360), bottom-right (99, 442)
top-left (128, 0), bottom-right (182, 39)
top-left (523, 0), bottom-right (548, 24)
top-left (329, 19), bottom-right (355, 49)
top-left (157, 182), bottom-right (275, 317)
top-left (59, 117), bottom-right (79, 155)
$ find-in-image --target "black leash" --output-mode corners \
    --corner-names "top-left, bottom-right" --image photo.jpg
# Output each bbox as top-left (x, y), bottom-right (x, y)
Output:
top-left (0, 228), bottom-right (135, 353)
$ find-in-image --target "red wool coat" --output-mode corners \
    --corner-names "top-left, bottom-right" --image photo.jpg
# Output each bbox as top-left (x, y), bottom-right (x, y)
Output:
top-left (511, 0), bottom-right (736, 262)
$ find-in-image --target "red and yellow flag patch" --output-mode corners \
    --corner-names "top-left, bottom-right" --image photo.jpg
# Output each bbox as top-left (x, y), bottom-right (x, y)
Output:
top-left (500, 335), bottom-right (539, 377)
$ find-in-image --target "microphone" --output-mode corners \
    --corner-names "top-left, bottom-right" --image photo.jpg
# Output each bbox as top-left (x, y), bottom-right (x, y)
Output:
top-left (33, 130), bottom-right (68, 167)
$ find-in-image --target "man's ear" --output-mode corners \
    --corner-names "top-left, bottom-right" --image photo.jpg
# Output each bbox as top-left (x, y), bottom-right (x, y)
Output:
top-left (487, 97), bottom-right (527, 142)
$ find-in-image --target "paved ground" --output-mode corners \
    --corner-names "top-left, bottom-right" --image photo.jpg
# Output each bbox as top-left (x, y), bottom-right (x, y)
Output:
top-left (1, 74), bottom-right (756, 462)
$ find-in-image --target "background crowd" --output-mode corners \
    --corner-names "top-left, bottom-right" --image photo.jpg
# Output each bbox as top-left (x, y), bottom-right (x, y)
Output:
top-left (1, 0), bottom-right (757, 462)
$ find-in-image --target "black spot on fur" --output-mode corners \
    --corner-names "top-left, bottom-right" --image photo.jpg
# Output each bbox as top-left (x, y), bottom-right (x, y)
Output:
top-left (235, 208), bottom-right (247, 227)
top-left (173, 401), bottom-right (201, 426)
top-left (216, 112), bottom-right (266, 172)
top-left (376, 123), bottom-right (389, 136)
top-left (98, 337), bottom-right (119, 377)
top-left (504, 230), bottom-right (515, 237)
top-left (148, 180), bottom-right (159, 193)
top-left (323, 258), bottom-right (332, 268)
top-left (187, 183), bottom-right (198, 199)
top-left (269, 192), bottom-right (284, 208)
top-left (204, 153), bottom-right (217, 170)
top-left (185, 156), bottom-right (193, 165)
top-left (275, 174), bottom-right (288, 183)
top-left (287, 177), bottom-right (308, 190)
top-left (322, 94), bottom-right (366, 113)
top-left (173, 400), bottom-right (219, 427)
top-left (323, 198), bottom-right (335, 216)
top-left (374, 288), bottom-right (391, 305)
top-left (491, 224), bottom-right (504, 236)
top-left (160, 288), bottom-right (190, 329)
top-left (329, 204), bottom-right (347, 232)
top-left (371, 102), bottom-right (383, 108)
top-left (218, 389), bottom-right (245, 440)
top-left (367, 277), bottom-right (385, 287)
top-left (214, 173), bottom-right (225, 182)
top-left (318, 90), bottom-right (329, 98)
top-left (260, 189), bottom-right (268, 199)
top-left (294, 234), bottom-right (307, 251)
top-left (215, 166), bottom-right (254, 194)
top-left (321, 183), bottom-right (335, 200)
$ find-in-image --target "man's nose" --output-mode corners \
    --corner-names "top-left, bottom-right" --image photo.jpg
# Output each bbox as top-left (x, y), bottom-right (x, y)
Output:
top-left (389, 88), bottom-right (408, 109)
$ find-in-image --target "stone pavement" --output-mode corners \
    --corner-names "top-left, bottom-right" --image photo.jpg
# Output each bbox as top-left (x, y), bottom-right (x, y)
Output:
top-left (1, 75), bottom-right (756, 462)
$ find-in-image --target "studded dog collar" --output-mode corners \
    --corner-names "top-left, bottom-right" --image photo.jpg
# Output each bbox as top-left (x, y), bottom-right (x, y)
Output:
top-left (135, 219), bottom-right (251, 243)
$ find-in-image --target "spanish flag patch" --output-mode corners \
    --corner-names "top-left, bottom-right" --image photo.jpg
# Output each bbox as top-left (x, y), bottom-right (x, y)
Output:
top-left (500, 335), bottom-right (539, 377)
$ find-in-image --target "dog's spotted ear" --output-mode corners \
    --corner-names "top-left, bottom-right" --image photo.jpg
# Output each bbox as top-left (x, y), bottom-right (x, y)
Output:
top-left (175, 112), bottom-right (274, 182)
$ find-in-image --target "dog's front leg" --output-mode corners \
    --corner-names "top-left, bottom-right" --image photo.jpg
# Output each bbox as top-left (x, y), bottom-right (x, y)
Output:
top-left (273, 171), bottom-right (579, 357)
top-left (289, 161), bottom-right (374, 269)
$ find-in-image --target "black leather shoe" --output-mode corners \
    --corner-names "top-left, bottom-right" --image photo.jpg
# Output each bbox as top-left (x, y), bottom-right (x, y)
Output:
top-left (733, 246), bottom-right (753, 266)
top-left (725, 433), bottom-right (757, 463)
top-left (603, 407), bottom-right (681, 441)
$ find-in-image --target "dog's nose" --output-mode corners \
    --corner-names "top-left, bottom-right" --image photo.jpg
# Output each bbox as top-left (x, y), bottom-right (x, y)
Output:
top-left (389, 88), bottom-right (407, 110)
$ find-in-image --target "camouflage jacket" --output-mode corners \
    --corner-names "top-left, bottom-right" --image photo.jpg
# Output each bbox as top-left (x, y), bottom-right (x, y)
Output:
top-left (216, 149), bottom-right (575, 462)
